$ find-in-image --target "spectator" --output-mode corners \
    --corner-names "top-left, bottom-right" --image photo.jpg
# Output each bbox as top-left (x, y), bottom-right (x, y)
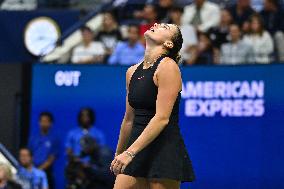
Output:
top-left (191, 31), bottom-right (214, 64)
top-left (168, 6), bottom-right (198, 65)
top-left (71, 26), bottom-right (105, 64)
top-left (243, 14), bottom-right (274, 64)
top-left (260, 0), bottom-right (283, 35)
top-left (65, 136), bottom-right (114, 189)
top-left (156, 0), bottom-right (174, 22)
top-left (0, 163), bottom-right (22, 189)
top-left (208, 9), bottom-right (233, 50)
top-left (17, 148), bottom-right (48, 189)
top-left (260, 0), bottom-right (284, 61)
top-left (227, 0), bottom-right (255, 30)
top-left (138, 4), bottom-right (159, 43)
top-left (181, 0), bottom-right (221, 32)
top-left (208, 9), bottom-right (233, 63)
top-left (108, 25), bottom-right (145, 65)
top-left (96, 12), bottom-right (122, 60)
top-left (220, 24), bottom-right (255, 64)
top-left (65, 108), bottom-right (105, 159)
top-left (28, 112), bottom-right (58, 189)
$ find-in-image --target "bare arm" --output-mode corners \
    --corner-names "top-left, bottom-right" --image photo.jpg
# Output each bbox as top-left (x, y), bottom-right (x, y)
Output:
top-left (126, 58), bottom-right (182, 155)
top-left (114, 66), bottom-right (137, 156)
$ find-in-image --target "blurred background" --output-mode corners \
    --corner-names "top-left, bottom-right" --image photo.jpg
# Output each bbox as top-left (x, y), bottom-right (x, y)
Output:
top-left (0, 0), bottom-right (284, 189)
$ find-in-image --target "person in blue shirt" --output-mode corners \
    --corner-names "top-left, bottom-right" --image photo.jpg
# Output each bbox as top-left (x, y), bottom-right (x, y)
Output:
top-left (17, 148), bottom-right (48, 189)
top-left (65, 108), bottom-right (106, 159)
top-left (28, 112), bottom-right (58, 189)
top-left (108, 25), bottom-right (145, 65)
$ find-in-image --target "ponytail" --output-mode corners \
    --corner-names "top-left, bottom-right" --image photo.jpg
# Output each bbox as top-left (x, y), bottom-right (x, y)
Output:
top-left (166, 25), bottom-right (183, 64)
top-left (166, 51), bottom-right (182, 64)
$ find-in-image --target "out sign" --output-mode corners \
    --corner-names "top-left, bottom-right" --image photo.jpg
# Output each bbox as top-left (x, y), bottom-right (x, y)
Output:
top-left (55, 71), bottom-right (81, 87)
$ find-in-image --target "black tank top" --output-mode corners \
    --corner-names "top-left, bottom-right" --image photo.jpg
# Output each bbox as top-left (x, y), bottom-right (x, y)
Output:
top-left (128, 56), bottom-right (180, 116)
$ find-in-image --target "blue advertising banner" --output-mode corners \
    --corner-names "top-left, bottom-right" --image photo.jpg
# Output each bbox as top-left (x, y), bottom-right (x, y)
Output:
top-left (30, 64), bottom-right (284, 189)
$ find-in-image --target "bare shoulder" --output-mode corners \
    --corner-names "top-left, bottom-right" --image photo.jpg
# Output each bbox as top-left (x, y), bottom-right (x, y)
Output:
top-left (156, 57), bottom-right (180, 74)
top-left (126, 62), bottom-right (142, 84)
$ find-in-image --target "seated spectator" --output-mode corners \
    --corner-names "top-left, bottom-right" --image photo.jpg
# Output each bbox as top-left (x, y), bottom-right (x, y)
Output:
top-left (156, 0), bottom-right (175, 22)
top-left (65, 136), bottom-right (114, 189)
top-left (208, 9), bottom-right (233, 63)
top-left (71, 26), bottom-right (105, 64)
top-left (28, 112), bottom-right (58, 189)
top-left (243, 14), bottom-right (274, 64)
top-left (260, 0), bottom-right (283, 35)
top-left (191, 31), bottom-right (214, 65)
top-left (17, 148), bottom-right (48, 189)
top-left (227, 0), bottom-right (255, 31)
top-left (96, 12), bottom-right (122, 60)
top-left (168, 6), bottom-right (198, 65)
top-left (108, 25), bottom-right (145, 65)
top-left (138, 4), bottom-right (159, 42)
top-left (208, 9), bottom-right (233, 50)
top-left (260, 0), bottom-right (284, 61)
top-left (65, 108), bottom-right (105, 159)
top-left (220, 24), bottom-right (255, 64)
top-left (0, 163), bottom-right (22, 189)
top-left (181, 0), bottom-right (221, 32)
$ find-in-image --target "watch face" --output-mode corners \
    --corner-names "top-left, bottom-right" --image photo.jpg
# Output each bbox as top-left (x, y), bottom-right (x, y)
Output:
top-left (24, 17), bottom-right (60, 56)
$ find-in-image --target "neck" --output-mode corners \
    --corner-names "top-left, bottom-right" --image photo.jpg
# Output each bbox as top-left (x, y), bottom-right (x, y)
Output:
top-left (83, 41), bottom-right (91, 47)
top-left (237, 4), bottom-right (247, 12)
top-left (232, 37), bottom-right (240, 43)
top-left (105, 25), bottom-right (115, 32)
top-left (196, 1), bottom-right (204, 9)
top-left (128, 40), bottom-right (136, 46)
top-left (24, 164), bottom-right (33, 171)
top-left (268, 6), bottom-right (277, 12)
top-left (220, 22), bottom-right (229, 28)
top-left (41, 129), bottom-right (49, 135)
top-left (173, 19), bottom-right (181, 26)
top-left (144, 45), bottom-right (165, 65)
top-left (82, 125), bottom-right (91, 129)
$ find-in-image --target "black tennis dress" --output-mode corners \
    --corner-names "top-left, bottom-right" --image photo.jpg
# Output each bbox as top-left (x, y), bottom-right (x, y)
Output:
top-left (124, 56), bottom-right (195, 182)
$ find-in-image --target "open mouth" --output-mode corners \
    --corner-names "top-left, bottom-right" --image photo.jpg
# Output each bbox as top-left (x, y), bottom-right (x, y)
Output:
top-left (150, 27), bottom-right (155, 32)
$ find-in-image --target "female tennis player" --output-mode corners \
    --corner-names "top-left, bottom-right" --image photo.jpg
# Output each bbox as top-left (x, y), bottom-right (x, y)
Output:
top-left (110, 23), bottom-right (195, 189)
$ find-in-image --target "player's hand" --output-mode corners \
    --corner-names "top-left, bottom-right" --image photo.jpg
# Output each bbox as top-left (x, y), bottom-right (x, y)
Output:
top-left (110, 151), bottom-right (133, 175)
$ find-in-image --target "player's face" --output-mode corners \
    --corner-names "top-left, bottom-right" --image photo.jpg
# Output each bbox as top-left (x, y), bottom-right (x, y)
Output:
top-left (144, 23), bottom-right (177, 46)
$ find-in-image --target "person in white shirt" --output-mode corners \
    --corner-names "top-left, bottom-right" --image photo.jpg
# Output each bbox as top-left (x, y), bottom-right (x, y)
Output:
top-left (243, 14), bottom-right (274, 64)
top-left (181, 0), bottom-right (220, 32)
top-left (71, 26), bottom-right (105, 64)
top-left (169, 6), bottom-right (198, 65)
top-left (220, 24), bottom-right (255, 65)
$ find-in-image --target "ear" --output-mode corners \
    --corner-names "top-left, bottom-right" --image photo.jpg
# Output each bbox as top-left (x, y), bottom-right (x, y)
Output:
top-left (163, 41), bottom-right (174, 49)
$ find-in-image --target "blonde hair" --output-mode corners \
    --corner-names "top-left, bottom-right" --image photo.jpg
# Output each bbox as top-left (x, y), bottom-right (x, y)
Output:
top-left (0, 162), bottom-right (13, 180)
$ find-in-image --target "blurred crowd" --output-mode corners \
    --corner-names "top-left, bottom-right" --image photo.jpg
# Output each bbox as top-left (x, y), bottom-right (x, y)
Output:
top-left (0, 108), bottom-right (114, 189)
top-left (1, 0), bottom-right (283, 65)
top-left (69, 0), bottom-right (284, 65)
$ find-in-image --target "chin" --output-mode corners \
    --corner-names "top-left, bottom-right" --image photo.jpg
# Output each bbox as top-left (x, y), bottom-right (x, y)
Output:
top-left (144, 30), bottom-right (152, 38)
